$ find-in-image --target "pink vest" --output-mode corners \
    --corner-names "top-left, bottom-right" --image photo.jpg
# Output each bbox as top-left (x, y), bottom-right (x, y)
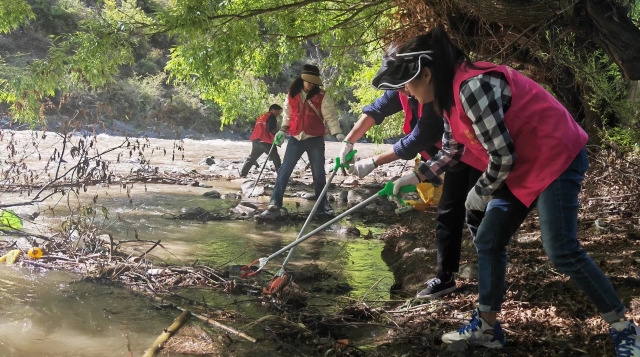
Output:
top-left (446, 62), bottom-right (588, 207)
top-left (399, 93), bottom-right (486, 172)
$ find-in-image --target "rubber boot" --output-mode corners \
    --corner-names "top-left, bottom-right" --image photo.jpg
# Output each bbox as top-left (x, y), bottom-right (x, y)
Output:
top-left (240, 157), bottom-right (253, 177)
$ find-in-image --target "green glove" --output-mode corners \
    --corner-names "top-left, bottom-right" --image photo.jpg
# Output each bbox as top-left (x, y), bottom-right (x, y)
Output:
top-left (274, 130), bottom-right (286, 147)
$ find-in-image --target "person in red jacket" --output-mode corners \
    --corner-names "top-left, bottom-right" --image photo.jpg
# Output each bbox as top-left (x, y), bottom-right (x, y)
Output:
top-left (263, 64), bottom-right (344, 216)
top-left (240, 104), bottom-right (283, 177)
top-left (385, 27), bottom-right (636, 355)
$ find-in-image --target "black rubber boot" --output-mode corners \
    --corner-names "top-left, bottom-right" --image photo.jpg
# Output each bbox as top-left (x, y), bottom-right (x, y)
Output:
top-left (240, 157), bottom-right (253, 177)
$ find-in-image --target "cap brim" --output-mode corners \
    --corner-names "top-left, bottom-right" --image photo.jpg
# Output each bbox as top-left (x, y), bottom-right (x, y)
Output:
top-left (301, 74), bottom-right (323, 86)
top-left (371, 59), bottom-right (421, 90)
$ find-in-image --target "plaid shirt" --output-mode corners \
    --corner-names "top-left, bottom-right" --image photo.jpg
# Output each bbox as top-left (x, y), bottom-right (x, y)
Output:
top-left (417, 72), bottom-right (514, 197)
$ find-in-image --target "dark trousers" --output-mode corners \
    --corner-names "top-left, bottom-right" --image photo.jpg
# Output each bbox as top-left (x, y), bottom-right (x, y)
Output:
top-left (269, 136), bottom-right (327, 209)
top-left (435, 162), bottom-right (484, 275)
top-left (240, 141), bottom-right (281, 177)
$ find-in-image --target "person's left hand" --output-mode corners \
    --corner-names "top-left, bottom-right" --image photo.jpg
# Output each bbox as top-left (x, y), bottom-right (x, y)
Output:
top-left (334, 133), bottom-right (345, 141)
top-left (465, 189), bottom-right (491, 211)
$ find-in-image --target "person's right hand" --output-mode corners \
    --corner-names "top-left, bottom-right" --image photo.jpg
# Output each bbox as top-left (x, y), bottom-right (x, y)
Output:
top-left (338, 140), bottom-right (354, 166)
top-left (348, 158), bottom-right (376, 178)
top-left (274, 130), bottom-right (286, 147)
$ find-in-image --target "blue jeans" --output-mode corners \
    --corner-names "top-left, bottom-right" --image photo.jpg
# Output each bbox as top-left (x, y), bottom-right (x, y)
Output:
top-left (475, 147), bottom-right (626, 323)
top-left (270, 136), bottom-right (328, 210)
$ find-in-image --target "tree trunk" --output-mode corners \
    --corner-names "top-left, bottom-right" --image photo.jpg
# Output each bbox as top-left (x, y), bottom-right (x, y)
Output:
top-left (586, 0), bottom-right (640, 80)
top-left (421, 0), bottom-right (640, 79)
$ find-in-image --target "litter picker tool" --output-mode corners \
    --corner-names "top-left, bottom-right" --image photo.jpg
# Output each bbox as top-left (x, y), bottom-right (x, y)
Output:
top-left (241, 181), bottom-right (416, 279)
top-left (263, 150), bottom-right (356, 293)
top-left (243, 141), bottom-right (277, 198)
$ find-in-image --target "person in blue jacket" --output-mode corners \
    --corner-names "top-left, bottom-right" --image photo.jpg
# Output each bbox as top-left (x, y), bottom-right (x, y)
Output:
top-left (340, 88), bottom-right (485, 299)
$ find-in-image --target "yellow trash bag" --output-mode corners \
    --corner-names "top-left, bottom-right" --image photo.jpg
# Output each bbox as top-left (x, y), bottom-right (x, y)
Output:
top-left (0, 249), bottom-right (22, 265)
top-left (410, 157), bottom-right (444, 209)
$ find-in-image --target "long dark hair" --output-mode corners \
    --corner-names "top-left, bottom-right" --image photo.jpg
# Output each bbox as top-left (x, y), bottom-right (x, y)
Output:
top-left (288, 65), bottom-right (321, 100)
top-left (396, 26), bottom-right (481, 116)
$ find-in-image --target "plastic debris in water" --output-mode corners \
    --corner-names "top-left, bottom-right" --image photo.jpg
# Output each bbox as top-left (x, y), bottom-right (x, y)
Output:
top-left (28, 247), bottom-right (43, 259)
top-left (0, 249), bottom-right (22, 264)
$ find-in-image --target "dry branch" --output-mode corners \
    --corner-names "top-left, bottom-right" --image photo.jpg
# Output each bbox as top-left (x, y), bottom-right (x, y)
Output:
top-left (142, 310), bottom-right (191, 357)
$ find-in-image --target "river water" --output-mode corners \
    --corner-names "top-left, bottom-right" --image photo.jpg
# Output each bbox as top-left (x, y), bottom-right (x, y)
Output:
top-left (1, 180), bottom-right (394, 356)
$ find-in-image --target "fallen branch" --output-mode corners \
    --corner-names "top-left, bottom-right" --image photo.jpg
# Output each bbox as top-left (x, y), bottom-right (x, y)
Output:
top-left (144, 293), bottom-right (257, 343)
top-left (142, 310), bottom-right (191, 357)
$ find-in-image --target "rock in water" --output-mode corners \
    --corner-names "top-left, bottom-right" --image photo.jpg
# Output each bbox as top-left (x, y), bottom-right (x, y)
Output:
top-left (180, 207), bottom-right (207, 219)
top-left (302, 192), bottom-right (316, 200)
top-left (198, 156), bottom-right (216, 165)
top-left (221, 193), bottom-right (240, 200)
top-left (239, 202), bottom-right (258, 209)
top-left (202, 190), bottom-right (221, 198)
top-left (347, 189), bottom-right (372, 207)
top-left (229, 204), bottom-right (256, 216)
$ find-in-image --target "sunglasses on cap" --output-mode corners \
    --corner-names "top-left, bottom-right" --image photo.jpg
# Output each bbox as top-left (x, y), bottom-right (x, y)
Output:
top-left (372, 50), bottom-right (434, 90)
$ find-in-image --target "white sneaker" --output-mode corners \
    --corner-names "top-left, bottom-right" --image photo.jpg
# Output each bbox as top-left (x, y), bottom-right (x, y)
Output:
top-left (441, 309), bottom-right (506, 348)
top-left (611, 320), bottom-right (640, 357)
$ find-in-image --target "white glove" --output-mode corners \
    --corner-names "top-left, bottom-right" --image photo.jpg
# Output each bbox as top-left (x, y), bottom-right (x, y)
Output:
top-left (392, 171), bottom-right (421, 195)
top-left (348, 158), bottom-right (376, 178)
top-left (465, 189), bottom-right (491, 211)
top-left (338, 140), bottom-right (354, 166)
top-left (334, 133), bottom-right (346, 141)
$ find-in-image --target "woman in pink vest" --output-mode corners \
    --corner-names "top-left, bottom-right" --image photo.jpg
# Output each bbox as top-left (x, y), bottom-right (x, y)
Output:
top-left (383, 27), bottom-right (636, 355)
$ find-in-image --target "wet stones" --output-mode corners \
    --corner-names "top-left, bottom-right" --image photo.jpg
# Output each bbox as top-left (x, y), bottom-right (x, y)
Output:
top-left (340, 226), bottom-right (361, 237)
top-left (229, 204), bottom-right (256, 216)
top-left (220, 192), bottom-right (240, 200)
top-left (198, 156), bottom-right (215, 165)
top-left (180, 207), bottom-right (208, 220)
top-left (347, 188), bottom-right (374, 207)
top-left (202, 190), bottom-right (221, 198)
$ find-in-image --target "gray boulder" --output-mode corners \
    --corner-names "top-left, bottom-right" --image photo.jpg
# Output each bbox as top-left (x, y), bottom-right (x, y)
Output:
top-left (203, 190), bottom-right (221, 199)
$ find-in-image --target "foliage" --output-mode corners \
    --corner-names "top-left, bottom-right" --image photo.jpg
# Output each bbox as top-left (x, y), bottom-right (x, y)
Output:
top-left (0, 210), bottom-right (23, 230)
top-left (550, 34), bottom-right (637, 128)
top-left (1, 0), bottom-right (398, 128)
top-left (601, 126), bottom-right (640, 152)
top-left (201, 71), bottom-right (285, 130)
top-left (348, 53), bottom-right (403, 143)
top-left (0, 0), bottom-right (35, 34)
top-left (28, 0), bottom-right (84, 34)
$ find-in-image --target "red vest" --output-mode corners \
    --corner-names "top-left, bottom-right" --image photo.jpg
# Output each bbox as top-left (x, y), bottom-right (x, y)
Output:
top-left (399, 93), bottom-right (429, 160)
top-left (399, 93), bottom-right (486, 172)
top-left (288, 90), bottom-right (326, 137)
top-left (249, 112), bottom-right (275, 144)
top-left (446, 62), bottom-right (588, 207)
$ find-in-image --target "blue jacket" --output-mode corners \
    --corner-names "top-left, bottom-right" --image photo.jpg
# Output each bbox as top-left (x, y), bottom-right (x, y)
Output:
top-left (362, 90), bottom-right (443, 160)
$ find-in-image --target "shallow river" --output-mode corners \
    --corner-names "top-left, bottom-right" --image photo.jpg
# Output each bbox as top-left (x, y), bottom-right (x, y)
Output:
top-left (1, 181), bottom-right (394, 356)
